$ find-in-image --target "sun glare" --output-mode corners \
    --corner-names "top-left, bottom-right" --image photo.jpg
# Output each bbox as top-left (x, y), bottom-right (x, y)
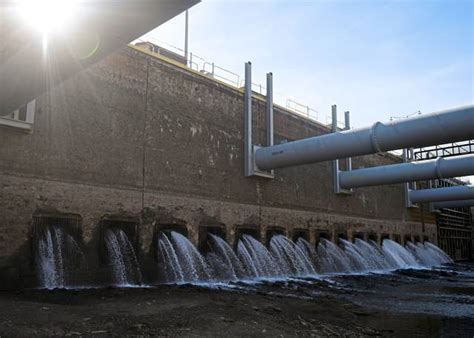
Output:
top-left (16, 0), bottom-right (77, 34)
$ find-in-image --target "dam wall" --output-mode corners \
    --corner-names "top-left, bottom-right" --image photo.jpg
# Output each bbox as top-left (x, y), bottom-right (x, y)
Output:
top-left (0, 46), bottom-right (436, 288)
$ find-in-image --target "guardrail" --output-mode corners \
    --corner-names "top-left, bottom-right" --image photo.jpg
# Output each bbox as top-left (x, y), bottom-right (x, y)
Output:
top-left (133, 36), bottom-right (346, 128)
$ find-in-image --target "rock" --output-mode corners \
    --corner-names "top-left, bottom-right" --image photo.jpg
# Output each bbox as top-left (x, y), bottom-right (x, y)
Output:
top-left (41, 307), bottom-right (50, 311)
top-left (91, 330), bottom-right (107, 334)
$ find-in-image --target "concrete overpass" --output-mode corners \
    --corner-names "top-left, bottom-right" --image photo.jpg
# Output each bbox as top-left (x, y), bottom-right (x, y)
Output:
top-left (1, 0), bottom-right (199, 115)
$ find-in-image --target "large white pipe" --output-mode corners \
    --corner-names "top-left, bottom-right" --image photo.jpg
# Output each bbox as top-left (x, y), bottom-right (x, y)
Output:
top-left (339, 154), bottom-right (474, 189)
top-left (432, 199), bottom-right (474, 209)
top-left (255, 105), bottom-right (474, 171)
top-left (409, 185), bottom-right (474, 203)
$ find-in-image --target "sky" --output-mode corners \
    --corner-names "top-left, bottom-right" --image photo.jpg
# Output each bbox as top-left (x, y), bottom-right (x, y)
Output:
top-left (144, 0), bottom-right (473, 129)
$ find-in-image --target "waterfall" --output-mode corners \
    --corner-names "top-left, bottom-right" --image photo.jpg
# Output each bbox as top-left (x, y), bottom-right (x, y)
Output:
top-left (206, 234), bottom-right (246, 281)
top-left (340, 239), bottom-right (372, 272)
top-left (156, 231), bottom-right (212, 283)
top-left (354, 239), bottom-right (395, 270)
top-left (382, 239), bottom-right (421, 269)
top-left (36, 226), bottom-right (84, 289)
top-left (269, 235), bottom-right (316, 276)
top-left (104, 228), bottom-right (142, 286)
top-left (35, 224), bottom-right (455, 287)
top-left (424, 242), bottom-right (453, 264)
top-left (315, 238), bottom-right (353, 274)
top-left (405, 241), bottom-right (453, 267)
top-left (237, 234), bottom-right (282, 278)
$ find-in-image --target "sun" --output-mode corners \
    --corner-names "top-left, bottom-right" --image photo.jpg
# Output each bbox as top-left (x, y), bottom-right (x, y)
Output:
top-left (16, 0), bottom-right (78, 35)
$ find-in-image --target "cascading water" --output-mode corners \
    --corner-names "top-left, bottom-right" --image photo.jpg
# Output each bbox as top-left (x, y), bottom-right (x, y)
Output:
top-left (237, 234), bottom-right (282, 278)
top-left (315, 238), bottom-right (353, 274)
top-left (269, 235), bottom-right (316, 276)
top-left (33, 219), bottom-right (456, 288)
top-left (206, 234), bottom-right (246, 281)
top-left (36, 226), bottom-right (84, 289)
top-left (156, 231), bottom-right (212, 283)
top-left (405, 241), bottom-right (453, 267)
top-left (340, 239), bottom-right (373, 272)
top-left (382, 239), bottom-right (421, 269)
top-left (104, 228), bottom-right (142, 286)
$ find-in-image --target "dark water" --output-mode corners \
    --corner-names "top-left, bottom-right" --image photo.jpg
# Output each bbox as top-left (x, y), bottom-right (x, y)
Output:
top-left (222, 262), bottom-right (474, 320)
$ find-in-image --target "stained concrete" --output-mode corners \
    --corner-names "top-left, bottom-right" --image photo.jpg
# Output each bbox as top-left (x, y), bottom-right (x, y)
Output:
top-left (0, 46), bottom-right (436, 288)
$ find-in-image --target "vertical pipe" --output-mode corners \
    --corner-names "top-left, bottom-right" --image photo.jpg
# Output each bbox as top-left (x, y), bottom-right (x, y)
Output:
top-left (266, 72), bottom-right (274, 147)
top-left (332, 105), bottom-right (340, 193)
top-left (184, 10), bottom-right (189, 65)
top-left (244, 62), bottom-right (253, 177)
top-left (344, 111), bottom-right (352, 172)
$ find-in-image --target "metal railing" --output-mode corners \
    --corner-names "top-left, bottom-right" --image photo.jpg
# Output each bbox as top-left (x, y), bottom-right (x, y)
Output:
top-left (133, 37), bottom-right (347, 129)
top-left (413, 140), bottom-right (474, 161)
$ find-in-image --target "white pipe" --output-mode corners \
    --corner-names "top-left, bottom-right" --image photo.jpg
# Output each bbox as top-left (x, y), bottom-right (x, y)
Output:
top-left (255, 105), bottom-right (474, 170)
top-left (340, 154), bottom-right (474, 189)
top-left (409, 185), bottom-right (474, 203)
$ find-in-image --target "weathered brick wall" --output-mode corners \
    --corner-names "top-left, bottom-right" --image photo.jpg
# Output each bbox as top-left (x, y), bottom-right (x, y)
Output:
top-left (0, 46), bottom-right (436, 287)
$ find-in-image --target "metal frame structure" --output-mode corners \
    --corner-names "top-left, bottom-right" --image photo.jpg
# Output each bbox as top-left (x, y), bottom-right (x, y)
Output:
top-left (244, 62), bottom-right (274, 178)
top-left (332, 105), bottom-right (352, 194)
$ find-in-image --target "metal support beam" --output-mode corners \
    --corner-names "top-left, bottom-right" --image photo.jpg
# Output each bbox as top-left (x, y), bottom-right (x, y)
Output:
top-left (254, 105), bottom-right (474, 171)
top-left (340, 154), bottom-right (474, 189)
top-left (432, 199), bottom-right (474, 209)
top-left (244, 63), bottom-right (274, 179)
top-left (244, 62), bottom-right (253, 177)
top-left (409, 185), bottom-right (474, 203)
top-left (344, 111), bottom-right (352, 172)
top-left (403, 149), bottom-right (416, 208)
top-left (332, 106), bottom-right (352, 194)
top-left (332, 105), bottom-right (340, 194)
top-left (266, 73), bottom-right (274, 147)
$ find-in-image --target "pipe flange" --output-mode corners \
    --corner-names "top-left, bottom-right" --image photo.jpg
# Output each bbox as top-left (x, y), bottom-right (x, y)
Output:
top-left (370, 122), bottom-right (383, 153)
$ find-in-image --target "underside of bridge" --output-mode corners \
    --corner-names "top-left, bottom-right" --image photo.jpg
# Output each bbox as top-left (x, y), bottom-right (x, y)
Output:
top-left (0, 0), bottom-right (199, 115)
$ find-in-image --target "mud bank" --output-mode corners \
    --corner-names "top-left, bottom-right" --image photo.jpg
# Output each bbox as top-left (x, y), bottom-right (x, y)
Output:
top-left (0, 263), bottom-right (473, 337)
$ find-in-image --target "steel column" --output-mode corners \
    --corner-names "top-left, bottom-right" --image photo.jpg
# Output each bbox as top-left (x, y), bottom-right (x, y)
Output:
top-left (340, 154), bottom-right (474, 189)
top-left (409, 185), bottom-right (474, 203)
top-left (432, 199), bottom-right (474, 209)
top-left (244, 62), bottom-right (253, 177)
top-left (266, 72), bottom-right (274, 147)
top-left (255, 105), bottom-right (474, 171)
top-left (344, 111), bottom-right (352, 172)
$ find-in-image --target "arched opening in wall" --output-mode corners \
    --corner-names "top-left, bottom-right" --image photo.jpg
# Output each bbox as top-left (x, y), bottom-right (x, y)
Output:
top-left (99, 217), bottom-right (142, 286)
top-left (367, 233), bottom-right (377, 243)
top-left (99, 217), bottom-right (139, 263)
top-left (353, 232), bottom-right (365, 242)
top-left (31, 213), bottom-right (84, 288)
top-left (315, 231), bottom-right (330, 246)
top-left (235, 226), bottom-right (260, 247)
top-left (404, 235), bottom-right (412, 244)
top-left (337, 233), bottom-right (348, 244)
top-left (380, 233), bottom-right (390, 245)
top-left (292, 229), bottom-right (309, 243)
top-left (266, 227), bottom-right (286, 246)
top-left (152, 223), bottom-right (189, 262)
top-left (413, 235), bottom-right (421, 243)
top-left (392, 234), bottom-right (401, 244)
top-left (198, 225), bottom-right (226, 253)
